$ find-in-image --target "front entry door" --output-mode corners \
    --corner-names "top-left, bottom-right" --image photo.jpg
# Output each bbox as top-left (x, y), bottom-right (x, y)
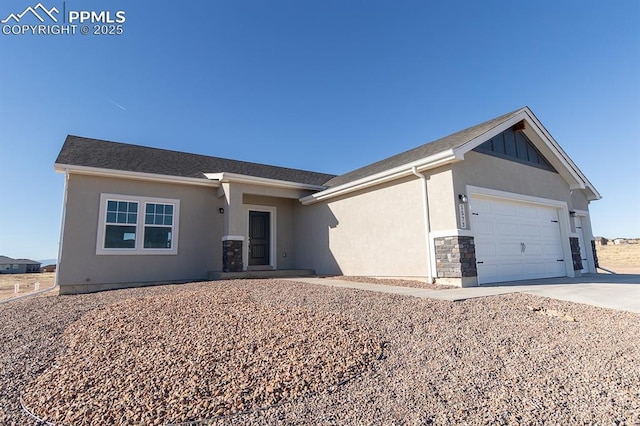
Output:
top-left (249, 211), bottom-right (270, 266)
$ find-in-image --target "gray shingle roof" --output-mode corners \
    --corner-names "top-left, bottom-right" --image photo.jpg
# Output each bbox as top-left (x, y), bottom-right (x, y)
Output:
top-left (325, 108), bottom-right (526, 187)
top-left (56, 108), bottom-right (526, 190)
top-left (56, 136), bottom-right (336, 187)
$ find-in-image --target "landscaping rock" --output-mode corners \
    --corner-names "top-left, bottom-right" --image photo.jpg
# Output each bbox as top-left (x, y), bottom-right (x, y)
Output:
top-left (1, 279), bottom-right (638, 425)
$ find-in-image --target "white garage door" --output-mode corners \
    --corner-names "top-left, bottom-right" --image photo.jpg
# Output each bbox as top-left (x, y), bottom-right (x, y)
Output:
top-left (470, 195), bottom-right (567, 284)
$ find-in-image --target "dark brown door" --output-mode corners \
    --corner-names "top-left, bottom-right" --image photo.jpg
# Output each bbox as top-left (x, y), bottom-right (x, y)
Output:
top-left (249, 211), bottom-right (270, 266)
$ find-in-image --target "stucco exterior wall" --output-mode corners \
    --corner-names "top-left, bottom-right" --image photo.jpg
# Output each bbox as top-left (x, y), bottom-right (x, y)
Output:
top-left (222, 182), bottom-right (310, 238)
top-left (452, 152), bottom-right (594, 234)
top-left (57, 174), bottom-right (223, 293)
top-left (425, 168), bottom-right (457, 232)
top-left (293, 176), bottom-right (429, 277)
top-left (570, 190), bottom-right (589, 214)
top-left (453, 151), bottom-right (577, 218)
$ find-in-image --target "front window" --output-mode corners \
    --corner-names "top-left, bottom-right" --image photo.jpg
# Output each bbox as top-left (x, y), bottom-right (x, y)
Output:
top-left (97, 194), bottom-right (179, 255)
top-left (144, 203), bottom-right (173, 248)
top-left (105, 200), bottom-right (138, 249)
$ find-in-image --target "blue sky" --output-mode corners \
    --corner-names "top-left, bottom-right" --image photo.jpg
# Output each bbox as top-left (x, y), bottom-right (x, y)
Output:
top-left (0, 0), bottom-right (638, 261)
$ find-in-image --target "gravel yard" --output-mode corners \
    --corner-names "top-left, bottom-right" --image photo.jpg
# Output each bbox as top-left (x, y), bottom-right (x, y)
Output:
top-left (329, 276), bottom-right (457, 290)
top-left (1, 279), bottom-right (639, 425)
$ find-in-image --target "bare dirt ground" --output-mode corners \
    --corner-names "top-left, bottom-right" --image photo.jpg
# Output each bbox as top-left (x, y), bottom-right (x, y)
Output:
top-left (1, 279), bottom-right (638, 425)
top-left (0, 272), bottom-right (56, 302)
top-left (597, 244), bottom-right (640, 274)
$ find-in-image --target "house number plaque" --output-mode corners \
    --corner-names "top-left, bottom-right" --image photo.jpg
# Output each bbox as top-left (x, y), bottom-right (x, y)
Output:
top-left (459, 203), bottom-right (467, 229)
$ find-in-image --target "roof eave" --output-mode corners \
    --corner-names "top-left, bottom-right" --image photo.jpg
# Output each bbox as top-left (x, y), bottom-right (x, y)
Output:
top-left (54, 164), bottom-right (220, 188)
top-left (204, 172), bottom-right (327, 191)
top-left (300, 150), bottom-right (459, 205)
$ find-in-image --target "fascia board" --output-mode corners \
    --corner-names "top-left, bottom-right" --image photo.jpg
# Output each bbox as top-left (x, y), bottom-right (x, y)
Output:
top-left (54, 164), bottom-right (220, 187)
top-left (203, 172), bottom-right (326, 191)
top-left (569, 182), bottom-right (586, 190)
top-left (452, 112), bottom-right (528, 157)
top-left (452, 108), bottom-right (601, 201)
top-left (300, 151), bottom-right (458, 205)
top-left (522, 109), bottom-right (601, 200)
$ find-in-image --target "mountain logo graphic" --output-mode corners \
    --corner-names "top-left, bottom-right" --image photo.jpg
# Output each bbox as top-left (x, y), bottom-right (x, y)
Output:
top-left (1, 3), bottom-right (59, 24)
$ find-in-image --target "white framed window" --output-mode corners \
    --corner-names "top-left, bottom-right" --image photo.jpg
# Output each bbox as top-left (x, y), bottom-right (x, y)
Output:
top-left (97, 193), bottom-right (180, 255)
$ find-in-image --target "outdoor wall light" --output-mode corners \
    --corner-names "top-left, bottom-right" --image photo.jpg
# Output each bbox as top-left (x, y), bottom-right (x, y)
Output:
top-left (569, 211), bottom-right (576, 217)
top-left (219, 207), bottom-right (225, 214)
top-left (458, 194), bottom-right (468, 203)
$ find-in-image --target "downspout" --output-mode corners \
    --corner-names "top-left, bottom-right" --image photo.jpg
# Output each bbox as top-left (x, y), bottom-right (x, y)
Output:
top-left (411, 167), bottom-right (433, 283)
top-left (54, 169), bottom-right (70, 288)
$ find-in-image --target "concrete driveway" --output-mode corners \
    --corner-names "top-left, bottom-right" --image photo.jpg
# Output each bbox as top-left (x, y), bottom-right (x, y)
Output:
top-left (292, 273), bottom-right (640, 314)
top-left (513, 274), bottom-right (640, 313)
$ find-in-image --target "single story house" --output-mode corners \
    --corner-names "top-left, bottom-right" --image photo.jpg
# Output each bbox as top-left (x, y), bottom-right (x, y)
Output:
top-left (0, 256), bottom-right (41, 274)
top-left (594, 237), bottom-right (608, 246)
top-left (41, 264), bottom-right (57, 273)
top-left (54, 107), bottom-right (600, 294)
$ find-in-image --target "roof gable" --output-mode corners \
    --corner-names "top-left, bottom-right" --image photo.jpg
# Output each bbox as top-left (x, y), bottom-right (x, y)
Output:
top-left (325, 108), bottom-right (525, 188)
top-left (452, 107), bottom-right (600, 200)
top-left (303, 106), bottom-right (600, 204)
top-left (55, 136), bottom-right (336, 187)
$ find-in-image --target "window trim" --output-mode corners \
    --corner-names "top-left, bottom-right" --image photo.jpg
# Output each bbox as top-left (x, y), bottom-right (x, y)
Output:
top-left (96, 193), bottom-right (180, 255)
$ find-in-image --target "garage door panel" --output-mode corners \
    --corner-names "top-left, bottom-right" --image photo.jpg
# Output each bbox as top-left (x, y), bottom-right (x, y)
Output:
top-left (546, 261), bottom-right (566, 275)
top-left (477, 264), bottom-right (498, 281)
top-left (501, 263), bottom-right (523, 277)
top-left (523, 243), bottom-right (543, 256)
top-left (473, 198), bottom-right (493, 214)
top-left (543, 243), bottom-right (563, 257)
top-left (522, 262), bottom-right (544, 275)
top-left (540, 225), bottom-right (561, 239)
top-left (517, 204), bottom-right (539, 218)
top-left (520, 224), bottom-right (540, 237)
top-left (475, 242), bottom-right (496, 257)
top-left (495, 222), bottom-right (518, 236)
top-left (470, 195), bottom-right (567, 285)
top-left (494, 241), bottom-right (522, 256)
top-left (493, 202), bottom-right (516, 217)
top-left (538, 207), bottom-right (559, 221)
top-left (474, 220), bottom-right (495, 235)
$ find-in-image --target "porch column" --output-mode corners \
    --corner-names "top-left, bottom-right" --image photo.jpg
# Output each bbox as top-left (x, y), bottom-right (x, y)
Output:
top-left (220, 182), bottom-right (246, 272)
top-left (222, 236), bottom-right (244, 272)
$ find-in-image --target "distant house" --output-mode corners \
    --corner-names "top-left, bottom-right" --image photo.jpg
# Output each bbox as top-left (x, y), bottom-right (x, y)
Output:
top-left (41, 264), bottom-right (57, 273)
top-left (0, 256), bottom-right (41, 274)
top-left (594, 237), bottom-right (608, 246)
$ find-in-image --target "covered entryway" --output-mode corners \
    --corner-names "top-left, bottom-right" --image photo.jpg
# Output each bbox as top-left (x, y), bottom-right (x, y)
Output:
top-left (248, 210), bottom-right (271, 267)
top-left (470, 194), bottom-right (567, 284)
